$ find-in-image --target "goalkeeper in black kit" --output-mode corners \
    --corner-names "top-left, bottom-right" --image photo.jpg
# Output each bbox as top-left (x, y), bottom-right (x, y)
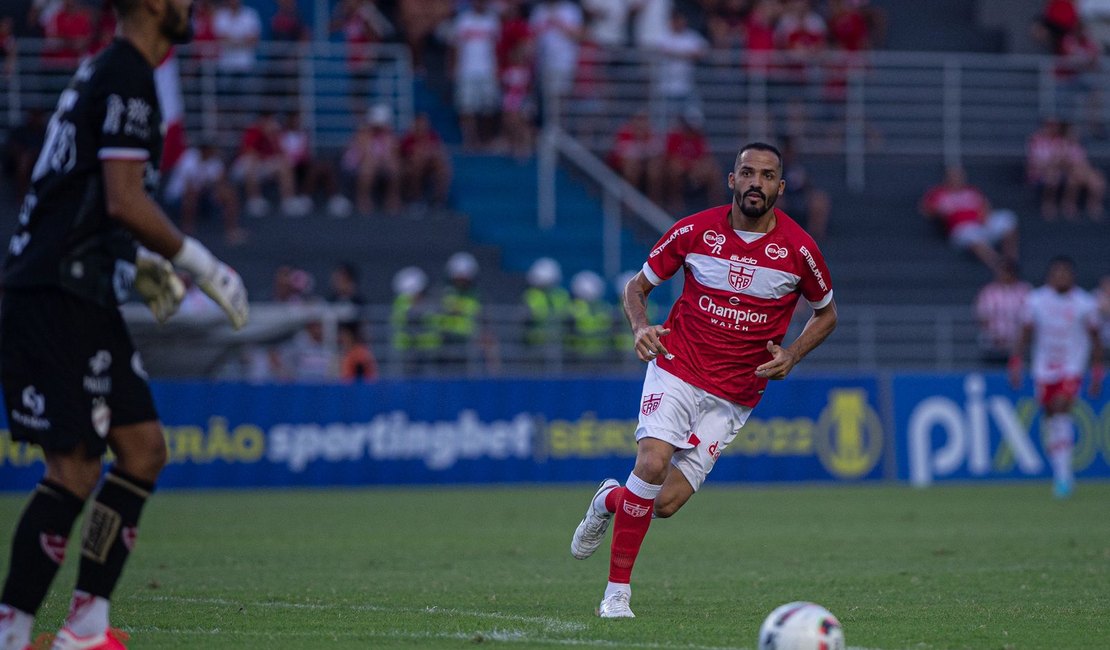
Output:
top-left (0, 0), bottom-right (247, 648)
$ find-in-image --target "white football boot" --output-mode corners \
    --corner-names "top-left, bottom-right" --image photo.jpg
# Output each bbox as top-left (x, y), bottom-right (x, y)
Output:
top-left (570, 478), bottom-right (619, 559)
top-left (597, 591), bottom-right (635, 619)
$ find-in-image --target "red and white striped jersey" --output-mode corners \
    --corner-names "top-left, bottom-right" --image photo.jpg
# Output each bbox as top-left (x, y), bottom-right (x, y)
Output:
top-left (1022, 286), bottom-right (1098, 383)
top-left (975, 280), bottom-right (1032, 350)
top-left (642, 205), bottom-right (833, 407)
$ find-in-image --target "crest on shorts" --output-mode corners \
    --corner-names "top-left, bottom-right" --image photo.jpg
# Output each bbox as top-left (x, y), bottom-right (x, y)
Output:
top-left (641, 392), bottom-right (663, 416)
top-left (91, 398), bottom-right (111, 439)
top-left (728, 263), bottom-right (755, 291)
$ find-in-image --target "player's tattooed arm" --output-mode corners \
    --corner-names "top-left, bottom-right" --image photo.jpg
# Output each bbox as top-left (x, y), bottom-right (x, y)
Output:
top-left (756, 299), bottom-right (838, 379)
top-left (623, 271), bottom-right (671, 362)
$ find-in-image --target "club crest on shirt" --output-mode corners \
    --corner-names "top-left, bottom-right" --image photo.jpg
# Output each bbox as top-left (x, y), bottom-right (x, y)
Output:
top-left (728, 263), bottom-right (755, 291)
top-left (641, 392), bottom-right (663, 416)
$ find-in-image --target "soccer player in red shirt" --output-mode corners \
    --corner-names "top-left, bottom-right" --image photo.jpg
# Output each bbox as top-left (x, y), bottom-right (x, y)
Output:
top-left (570, 142), bottom-right (838, 618)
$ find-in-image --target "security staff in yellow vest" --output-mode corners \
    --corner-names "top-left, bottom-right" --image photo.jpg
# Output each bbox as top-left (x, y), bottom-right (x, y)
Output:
top-left (435, 252), bottom-right (482, 370)
top-left (567, 270), bottom-right (615, 363)
top-left (522, 257), bottom-right (572, 353)
top-left (390, 266), bottom-right (441, 374)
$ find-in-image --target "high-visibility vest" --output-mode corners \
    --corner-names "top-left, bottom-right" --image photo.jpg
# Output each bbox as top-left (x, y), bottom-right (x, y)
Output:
top-left (568, 298), bottom-right (615, 356)
top-left (391, 295), bottom-right (442, 351)
top-left (522, 286), bottom-right (571, 345)
top-left (436, 287), bottom-right (481, 341)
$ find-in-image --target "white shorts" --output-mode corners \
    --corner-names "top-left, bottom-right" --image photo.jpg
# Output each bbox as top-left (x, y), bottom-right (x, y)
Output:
top-left (635, 361), bottom-right (752, 491)
top-left (455, 73), bottom-right (500, 115)
top-left (950, 209), bottom-right (1017, 249)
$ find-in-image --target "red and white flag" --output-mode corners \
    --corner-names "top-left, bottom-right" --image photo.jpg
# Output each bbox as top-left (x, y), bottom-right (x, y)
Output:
top-left (155, 48), bottom-right (187, 172)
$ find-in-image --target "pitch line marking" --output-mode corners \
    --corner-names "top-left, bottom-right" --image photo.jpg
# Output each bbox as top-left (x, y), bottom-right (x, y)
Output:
top-left (128, 597), bottom-right (886, 650)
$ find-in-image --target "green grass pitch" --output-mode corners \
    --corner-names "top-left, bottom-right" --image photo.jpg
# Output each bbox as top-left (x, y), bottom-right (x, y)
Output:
top-left (1, 482), bottom-right (1108, 649)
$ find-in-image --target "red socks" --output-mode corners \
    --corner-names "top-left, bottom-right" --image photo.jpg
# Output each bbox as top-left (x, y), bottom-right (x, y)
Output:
top-left (607, 473), bottom-right (661, 585)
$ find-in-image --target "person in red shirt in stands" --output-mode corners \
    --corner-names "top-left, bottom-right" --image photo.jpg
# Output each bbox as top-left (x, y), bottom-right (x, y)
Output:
top-left (399, 113), bottom-right (452, 209)
top-left (232, 111), bottom-right (310, 218)
top-left (662, 108), bottom-right (721, 213)
top-left (607, 112), bottom-right (662, 201)
top-left (43, 0), bottom-right (92, 69)
top-left (919, 166), bottom-right (1019, 273)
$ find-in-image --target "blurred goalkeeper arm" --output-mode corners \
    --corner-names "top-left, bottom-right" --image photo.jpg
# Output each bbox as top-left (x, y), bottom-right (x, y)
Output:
top-left (103, 158), bottom-right (249, 330)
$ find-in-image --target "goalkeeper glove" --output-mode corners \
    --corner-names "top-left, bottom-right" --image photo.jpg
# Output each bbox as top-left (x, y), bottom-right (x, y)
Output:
top-left (172, 237), bottom-right (249, 330)
top-left (134, 248), bottom-right (185, 323)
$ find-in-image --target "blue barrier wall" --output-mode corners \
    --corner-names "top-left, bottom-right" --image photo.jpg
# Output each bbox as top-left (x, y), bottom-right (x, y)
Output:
top-left (0, 376), bottom-right (885, 490)
top-left (1, 373), bottom-right (1106, 490)
top-left (893, 373), bottom-right (1110, 486)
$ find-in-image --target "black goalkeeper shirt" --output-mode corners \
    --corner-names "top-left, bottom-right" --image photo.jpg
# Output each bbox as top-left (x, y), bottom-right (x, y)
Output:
top-left (3, 38), bottom-right (162, 307)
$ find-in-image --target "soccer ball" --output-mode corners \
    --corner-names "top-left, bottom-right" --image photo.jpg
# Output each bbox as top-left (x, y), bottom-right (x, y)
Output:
top-left (758, 602), bottom-right (844, 650)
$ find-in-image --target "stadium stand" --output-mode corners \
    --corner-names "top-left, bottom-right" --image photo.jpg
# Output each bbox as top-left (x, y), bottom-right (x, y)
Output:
top-left (2, 0), bottom-right (1107, 378)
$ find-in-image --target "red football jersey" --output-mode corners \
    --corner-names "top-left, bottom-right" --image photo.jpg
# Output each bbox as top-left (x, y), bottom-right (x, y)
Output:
top-left (643, 205), bottom-right (833, 407)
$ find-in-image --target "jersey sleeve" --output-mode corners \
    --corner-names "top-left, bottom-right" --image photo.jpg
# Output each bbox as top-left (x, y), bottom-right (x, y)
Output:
top-left (643, 218), bottom-right (696, 285)
top-left (95, 65), bottom-right (158, 162)
top-left (796, 239), bottom-right (833, 308)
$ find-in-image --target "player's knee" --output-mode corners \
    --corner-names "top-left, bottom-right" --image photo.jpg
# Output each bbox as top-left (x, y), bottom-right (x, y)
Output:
top-left (632, 457), bottom-right (669, 484)
top-left (113, 426), bottom-right (168, 479)
top-left (653, 500), bottom-right (681, 518)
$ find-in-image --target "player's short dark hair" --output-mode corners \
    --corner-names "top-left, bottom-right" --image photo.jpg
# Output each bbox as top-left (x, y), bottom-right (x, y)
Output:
top-left (111, 0), bottom-right (140, 17)
top-left (735, 142), bottom-right (783, 175)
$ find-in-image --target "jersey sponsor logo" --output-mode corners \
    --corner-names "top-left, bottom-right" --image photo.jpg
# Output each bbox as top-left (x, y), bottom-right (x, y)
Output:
top-left (22, 386), bottom-right (45, 416)
top-left (765, 242), bottom-right (788, 260)
top-left (89, 350), bottom-right (112, 375)
top-left (641, 392), bottom-right (663, 416)
top-left (703, 230), bottom-right (726, 255)
top-left (84, 350), bottom-right (113, 394)
top-left (728, 263), bottom-right (755, 291)
top-left (12, 386), bottom-right (51, 431)
top-left (650, 224), bottom-right (693, 258)
top-left (104, 94), bottom-right (125, 134)
top-left (39, 533), bottom-right (67, 565)
top-left (731, 255), bottom-right (758, 264)
top-left (114, 259), bottom-right (137, 304)
top-left (622, 500), bottom-right (650, 517)
top-left (125, 98), bottom-right (153, 139)
top-left (799, 245), bottom-right (828, 292)
top-left (698, 295), bottom-right (769, 330)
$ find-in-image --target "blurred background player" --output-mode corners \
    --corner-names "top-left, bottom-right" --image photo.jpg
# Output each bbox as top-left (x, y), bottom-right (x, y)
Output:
top-left (974, 260), bottom-right (1031, 364)
top-left (1009, 256), bottom-right (1103, 498)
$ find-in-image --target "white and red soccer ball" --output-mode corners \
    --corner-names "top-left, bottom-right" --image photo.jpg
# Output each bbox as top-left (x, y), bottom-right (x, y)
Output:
top-left (758, 602), bottom-right (844, 650)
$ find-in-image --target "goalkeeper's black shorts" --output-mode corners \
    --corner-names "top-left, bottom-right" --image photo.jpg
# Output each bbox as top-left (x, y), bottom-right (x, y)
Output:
top-left (1, 288), bottom-right (158, 457)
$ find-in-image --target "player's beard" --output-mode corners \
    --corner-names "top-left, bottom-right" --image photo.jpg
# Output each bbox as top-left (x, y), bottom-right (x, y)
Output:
top-left (736, 186), bottom-right (779, 219)
top-left (160, 1), bottom-right (194, 45)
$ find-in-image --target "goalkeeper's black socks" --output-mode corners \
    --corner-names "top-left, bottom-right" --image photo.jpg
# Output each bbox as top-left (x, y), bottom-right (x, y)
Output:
top-left (75, 467), bottom-right (154, 599)
top-left (1, 480), bottom-right (86, 614)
